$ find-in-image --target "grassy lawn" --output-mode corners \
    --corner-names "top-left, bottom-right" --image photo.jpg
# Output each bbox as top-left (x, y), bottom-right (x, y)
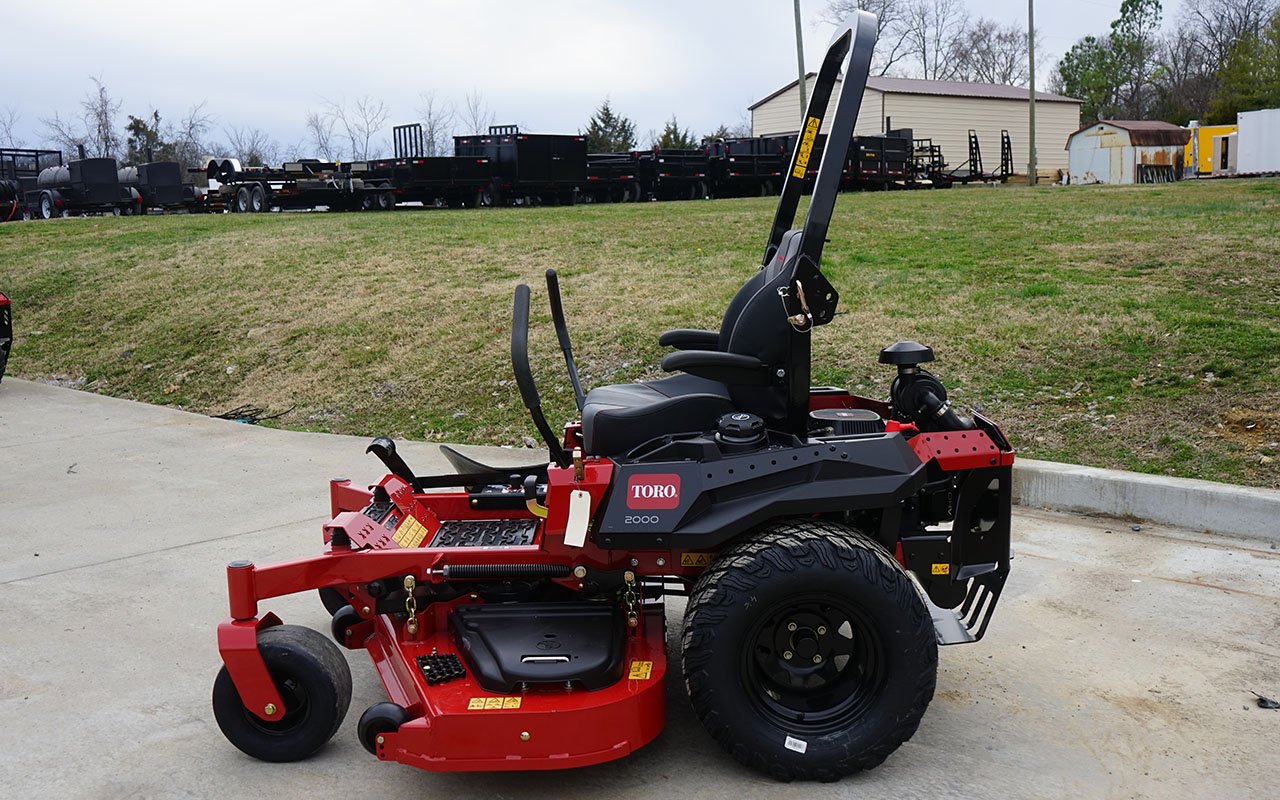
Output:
top-left (2, 178), bottom-right (1278, 488)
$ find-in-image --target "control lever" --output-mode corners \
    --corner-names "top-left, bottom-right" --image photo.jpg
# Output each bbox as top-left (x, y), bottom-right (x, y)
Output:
top-left (366, 436), bottom-right (418, 487)
top-left (523, 474), bottom-right (548, 518)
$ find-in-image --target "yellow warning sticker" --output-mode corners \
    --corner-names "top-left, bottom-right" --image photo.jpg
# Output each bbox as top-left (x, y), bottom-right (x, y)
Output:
top-left (932, 563), bottom-right (950, 576)
top-left (629, 661), bottom-right (654, 680)
top-left (467, 697), bottom-right (522, 710)
top-left (792, 115), bottom-right (821, 179)
top-left (680, 552), bottom-right (714, 567)
top-left (393, 515), bottom-right (429, 549)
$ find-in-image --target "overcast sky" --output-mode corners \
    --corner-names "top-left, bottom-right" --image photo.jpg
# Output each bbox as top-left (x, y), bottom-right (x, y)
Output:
top-left (4, 0), bottom-right (1187, 154)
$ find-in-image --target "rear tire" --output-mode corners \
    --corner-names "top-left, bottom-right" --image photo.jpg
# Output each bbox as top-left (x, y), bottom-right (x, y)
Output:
top-left (235, 187), bottom-right (251, 214)
top-left (682, 519), bottom-right (936, 782)
top-left (38, 193), bottom-right (54, 220)
top-left (212, 624), bottom-right (352, 763)
top-left (249, 185), bottom-right (266, 213)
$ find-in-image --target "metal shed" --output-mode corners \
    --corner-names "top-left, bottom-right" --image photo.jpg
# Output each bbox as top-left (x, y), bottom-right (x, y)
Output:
top-left (1065, 120), bottom-right (1190, 185)
top-left (749, 74), bottom-right (1081, 179)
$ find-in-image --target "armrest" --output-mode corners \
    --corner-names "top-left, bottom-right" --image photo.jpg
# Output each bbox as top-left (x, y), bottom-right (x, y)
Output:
top-left (661, 350), bottom-right (772, 386)
top-left (658, 328), bottom-right (720, 351)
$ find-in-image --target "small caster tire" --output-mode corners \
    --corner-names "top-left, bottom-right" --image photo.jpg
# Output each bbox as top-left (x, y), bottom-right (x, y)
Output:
top-left (211, 624), bottom-right (352, 762)
top-left (318, 586), bottom-right (347, 615)
top-left (330, 604), bottom-right (363, 646)
top-left (358, 702), bottom-right (410, 755)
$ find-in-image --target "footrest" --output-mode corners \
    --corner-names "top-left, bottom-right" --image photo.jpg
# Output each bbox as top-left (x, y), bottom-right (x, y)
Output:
top-left (430, 519), bottom-right (538, 548)
top-left (416, 653), bottom-right (466, 685)
top-left (449, 602), bottom-right (626, 692)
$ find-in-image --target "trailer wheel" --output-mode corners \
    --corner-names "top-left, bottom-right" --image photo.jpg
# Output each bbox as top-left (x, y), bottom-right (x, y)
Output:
top-left (682, 519), bottom-right (936, 782)
top-left (249, 185), bottom-right (267, 213)
top-left (475, 188), bottom-right (493, 208)
top-left (212, 624), bottom-right (352, 763)
top-left (433, 197), bottom-right (447, 209)
top-left (376, 191), bottom-right (393, 211)
top-left (697, 181), bottom-right (710, 200)
top-left (234, 187), bottom-right (250, 213)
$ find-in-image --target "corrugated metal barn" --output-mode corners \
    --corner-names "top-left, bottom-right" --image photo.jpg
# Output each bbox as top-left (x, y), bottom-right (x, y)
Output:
top-left (1065, 121), bottom-right (1191, 185)
top-left (749, 74), bottom-right (1081, 179)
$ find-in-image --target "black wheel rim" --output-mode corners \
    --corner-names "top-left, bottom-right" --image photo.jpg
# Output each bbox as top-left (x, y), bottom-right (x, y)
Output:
top-left (240, 674), bottom-right (312, 736)
top-left (740, 593), bottom-right (887, 734)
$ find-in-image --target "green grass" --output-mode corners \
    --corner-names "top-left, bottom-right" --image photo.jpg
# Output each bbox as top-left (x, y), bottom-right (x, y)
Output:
top-left (3, 178), bottom-right (1279, 488)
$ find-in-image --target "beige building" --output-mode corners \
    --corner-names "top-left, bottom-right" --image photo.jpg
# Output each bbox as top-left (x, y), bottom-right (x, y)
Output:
top-left (750, 74), bottom-right (1081, 179)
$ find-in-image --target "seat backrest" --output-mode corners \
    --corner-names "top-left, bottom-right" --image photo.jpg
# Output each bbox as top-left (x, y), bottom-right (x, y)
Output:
top-left (714, 231), bottom-right (803, 422)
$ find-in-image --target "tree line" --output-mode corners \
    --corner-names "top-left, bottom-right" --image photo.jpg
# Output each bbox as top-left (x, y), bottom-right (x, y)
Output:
top-left (827, 0), bottom-right (1279, 125)
top-left (1, 79), bottom-right (752, 171)
top-left (1053, 0), bottom-right (1279, 124)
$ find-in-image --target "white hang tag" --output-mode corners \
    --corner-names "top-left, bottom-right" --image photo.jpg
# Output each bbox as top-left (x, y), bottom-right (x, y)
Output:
top-left (564, 489), bottom-right (592, 548)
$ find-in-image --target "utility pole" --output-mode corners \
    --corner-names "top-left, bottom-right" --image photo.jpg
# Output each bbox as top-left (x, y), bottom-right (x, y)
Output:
top-left (1027, 0), bottom-right (1038, 186)
top-left (794, 0), bottom-right (808, 126)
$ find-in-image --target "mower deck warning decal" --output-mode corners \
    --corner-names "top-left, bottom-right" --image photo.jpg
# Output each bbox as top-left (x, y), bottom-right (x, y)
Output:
top-left (628, 661), bottom-right (654, 680)
top-left (393, 515), bottom-right (429, 548)
top-left (467, 697), bottom-right (522, 710)
top-left (680, 552), bottom-right (714, 567)
top-left (792, 116), bottom-right (821, 179)
top-left (931, 563), bottom-right (950, 575)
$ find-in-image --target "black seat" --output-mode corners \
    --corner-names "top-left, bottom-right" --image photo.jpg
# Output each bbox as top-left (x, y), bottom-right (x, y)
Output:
top-left (581, 235), bottom-right (803, 456)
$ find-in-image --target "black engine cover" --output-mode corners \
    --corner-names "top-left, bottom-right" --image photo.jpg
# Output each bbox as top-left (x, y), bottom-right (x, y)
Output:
top-left (449, 602), bottom-right (626, 693)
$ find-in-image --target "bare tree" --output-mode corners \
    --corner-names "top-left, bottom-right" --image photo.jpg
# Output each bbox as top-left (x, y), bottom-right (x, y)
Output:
top-left (323, 96), bottom-right (390, 160)
top-left (901, 0), bottom-right (970, 80)
top-left (460, 89), bottom-right (495, 135)
top-left (415, 91), bottom-right (456, 156)
top-left (821, 0), bottom-right (913, 75)
top-left (950, 18), bottom-right (1036, 85)
top-left (0, 107), bottom-right (22, 147)
top-left (82, 77), bottom-right (122, 158)
top-left (40, 76), bottom-right (121, 159)
top-left (1182, 0), bottom-right (1278, 69)
top-left (305, 110), bottom-right (339, 160)
top-left (168, 102), bottom-right (214, 169)
top-left (224, 126), bottom-right (279, 167)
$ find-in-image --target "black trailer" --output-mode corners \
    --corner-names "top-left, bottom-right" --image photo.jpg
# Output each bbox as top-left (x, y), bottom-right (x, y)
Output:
top-left (25, 153), bottom-right (134, 219)
top-left (583, 151), bottom-right (645, 203)
top-left (948, 130), bottom-right (1013, 184)
top-left (453, 125), bottom-right (585, 205)
top-left (118, 161), bottom-right (207, 213)
top-left (704, 137), bottom-right (788, 197)
top-left (0, 149), bottom-right (60, 222)
top-left (206, 158), bottom-right (367, 213)
top-left (361, 124), bottom-right (494, 208)
top-left (845, 130), bottom-right (914, 189)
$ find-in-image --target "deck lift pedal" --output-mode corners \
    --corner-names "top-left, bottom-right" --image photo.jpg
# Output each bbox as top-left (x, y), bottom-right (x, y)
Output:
top-left (211, 11), bottom-right (1014, 781)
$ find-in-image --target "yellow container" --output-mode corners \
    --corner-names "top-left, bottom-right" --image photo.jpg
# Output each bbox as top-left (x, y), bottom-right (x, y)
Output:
top-left (1186, 125), bottom-right (1238, 174)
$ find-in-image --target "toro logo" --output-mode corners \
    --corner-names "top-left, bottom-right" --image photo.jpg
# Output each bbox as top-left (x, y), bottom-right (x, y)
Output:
top-left (626, 473), bottom-right (681, 510)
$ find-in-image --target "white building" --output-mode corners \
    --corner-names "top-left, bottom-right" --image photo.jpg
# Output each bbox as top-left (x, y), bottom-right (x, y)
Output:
top-left (1065, 121), bottom-right (1190, 185)
top-left (749, 74), bottom-right (1081, 178)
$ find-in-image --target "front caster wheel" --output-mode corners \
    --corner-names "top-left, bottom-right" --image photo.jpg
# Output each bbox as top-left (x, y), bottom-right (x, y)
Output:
top-left (318, 587), bottom-right (347, 616)
top-left (212, 624), bottom-right (352, 762)
top-left (358, 702), bottom-right (409, 755)
top-left (682, 519), bottom-right (937, 782)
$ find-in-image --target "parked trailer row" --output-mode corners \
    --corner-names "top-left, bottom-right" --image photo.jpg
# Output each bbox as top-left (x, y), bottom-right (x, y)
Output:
top-left (5, 122), bottom-right (987, 221)
top-left (0, 146), bottom-right (206, 220)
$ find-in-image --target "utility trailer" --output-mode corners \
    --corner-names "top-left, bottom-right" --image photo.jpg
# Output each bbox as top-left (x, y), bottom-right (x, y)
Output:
top-left (704, 136), bottom-right (788, 197)
top-left (844, 130), bottom-right (913, 189)
top-left (2, 148), bottom-right (64, 221)
top-left (361, 124), bottom-right (494, 208)
top-left (206, 158), bottom-right (368, 213)
top-left (582, 151), bottom-right (646, 203)
top-left (948, 130), bottom-right (1013, 184)
top-left (454, 125), bottom-right (585, 205)
top-left (25, 151), bottom-right (135, 219)
top-left (118, 161), bottom-right (207, 214)
top-left (912, 138), bottom-right (952, 188)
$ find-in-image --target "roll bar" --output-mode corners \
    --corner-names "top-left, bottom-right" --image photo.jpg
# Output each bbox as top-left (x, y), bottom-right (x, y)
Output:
top-left (545, 269), bottom-right (586, 412)
top-left (763, 11), bottom-right (878, 271)
top-left (511, 284), bottom-right (572, 468)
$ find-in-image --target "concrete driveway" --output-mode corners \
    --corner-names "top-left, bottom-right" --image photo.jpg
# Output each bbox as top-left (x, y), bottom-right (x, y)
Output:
top-left (2, 379), bottom-right (1276, 799)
